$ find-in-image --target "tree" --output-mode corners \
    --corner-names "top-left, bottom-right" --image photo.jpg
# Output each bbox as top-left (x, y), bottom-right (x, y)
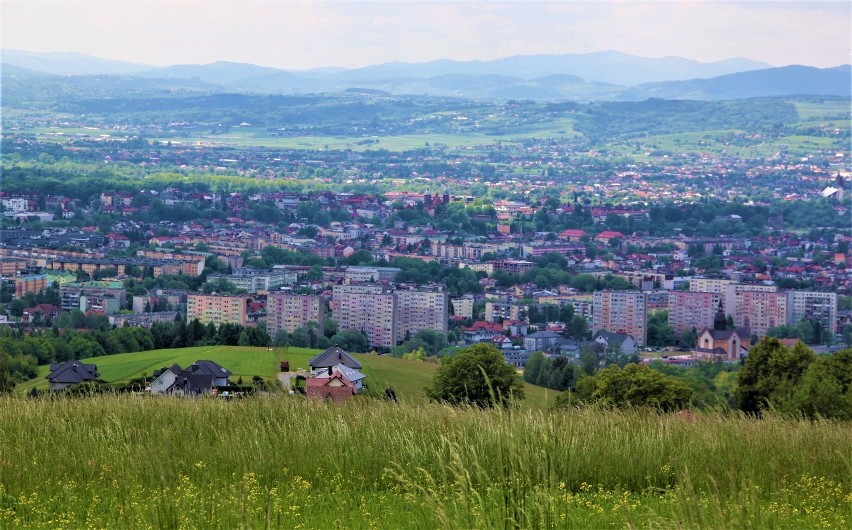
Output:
top-left (570, 315), bottom-right (590, 340)
top-left (523, 351), bottom-right (545, 385)
top-left (330, 329), bottom-right (370, 353)
top-left (581, 363), bottom-right (692, 411)
top-left (270, 329), bottom-right (289, 348)
top-left (0, 348), bottom-right (15, 394)
top-left (790, 350), bottom-right (852, 420)
top-left (734, 338), bottom-right (816, 415)
top-left (425, 344), bottom-right (525, 407)
top-left (679, 328), bottom-right (698, 349)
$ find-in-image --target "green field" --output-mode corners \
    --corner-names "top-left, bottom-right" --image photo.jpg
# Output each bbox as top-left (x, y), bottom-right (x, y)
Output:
top-left (793, 98), bottom-right (851, 121)
top-left (16, 346), bottom-right (558, 407)
top-left (0, 395), bottom-right (848, 528)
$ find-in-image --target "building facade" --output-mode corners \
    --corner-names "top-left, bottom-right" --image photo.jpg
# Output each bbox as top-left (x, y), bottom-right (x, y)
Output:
top-left (667, 290), bottom-right (723, 338)
top-left (593, 290), bottom-right (648, 346)
top-left (732, 289), bottom-right (787, 339)
top-left (186, 294), bottom-right (249, 326)
top-left (265, 293), bottom-right (326, 337)
top-left (332, 284), bottom-right (397, 349)
top-left (787, 290), bottom-right (837, 336)
top-left (395, 286), bottom-right (449, 343)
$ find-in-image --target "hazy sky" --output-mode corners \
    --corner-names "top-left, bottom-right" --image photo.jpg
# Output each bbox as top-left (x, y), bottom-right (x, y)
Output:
top-left (3, 1), bottom-right (850, 69)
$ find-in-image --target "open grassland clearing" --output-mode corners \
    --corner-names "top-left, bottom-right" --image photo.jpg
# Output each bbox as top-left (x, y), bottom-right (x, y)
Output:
top-left (793, 98), bottom-right (851, 121)
top-left (0, 395), bottom-right (849, 528)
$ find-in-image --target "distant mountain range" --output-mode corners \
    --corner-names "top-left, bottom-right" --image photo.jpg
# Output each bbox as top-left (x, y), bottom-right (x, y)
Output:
top-left (2, 49), bottom-right (850, 101)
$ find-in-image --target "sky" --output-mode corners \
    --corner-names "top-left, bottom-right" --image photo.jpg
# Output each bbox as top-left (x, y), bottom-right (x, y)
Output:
top-left (2, 1), bottom-right (850, 70)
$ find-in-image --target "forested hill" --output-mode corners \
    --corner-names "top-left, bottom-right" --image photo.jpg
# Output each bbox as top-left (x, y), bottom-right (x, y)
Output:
top-left (620, 65), bottom-right (852, 101)
top-left (2, 50), bottom-right (848, 101)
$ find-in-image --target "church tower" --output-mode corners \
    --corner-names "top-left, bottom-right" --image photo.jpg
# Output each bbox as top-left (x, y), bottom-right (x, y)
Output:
top-left (713, 300), bottom-right (726, 331)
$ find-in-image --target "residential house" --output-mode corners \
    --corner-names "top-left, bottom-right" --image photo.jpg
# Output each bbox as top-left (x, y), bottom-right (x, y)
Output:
top-left (45, 361), bottom-right (100, 391)
top-left (307, 346), bottom-right (362, 376)
top-left (150, 360), bottom-right (233, 396)
top-left (592, 331), bottom-right (639, 356)
top-left (306, 370), bottom-right (357, 402)
top-left (523, 330), bottom-right (562, 353)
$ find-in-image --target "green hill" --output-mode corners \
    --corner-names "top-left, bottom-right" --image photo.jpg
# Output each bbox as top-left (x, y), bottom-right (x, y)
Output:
top-left (16, 345), bottom-right (558, 408)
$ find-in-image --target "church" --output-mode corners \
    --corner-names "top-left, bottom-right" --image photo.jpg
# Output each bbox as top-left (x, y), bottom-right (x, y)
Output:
top-left (694, 302), bottom-right (750, 361)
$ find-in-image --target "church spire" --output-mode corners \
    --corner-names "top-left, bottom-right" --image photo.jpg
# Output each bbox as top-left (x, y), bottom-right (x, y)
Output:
top-left (713, 300), bottom-right (726, 331)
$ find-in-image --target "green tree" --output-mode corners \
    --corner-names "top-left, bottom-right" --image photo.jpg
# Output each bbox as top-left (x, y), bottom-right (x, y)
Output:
top-left (0, 347), bottom-right (15, 394)
top-left (583, 363), bottom-right (692, 411)
top-left (523, 351), bottom-right (545, 385)
top-left (734, 338), bottom-right (816, 415)
top-left (425, 344), bottom-right (524, 408)
top-left (330, 329), bottom-right (370, 353)
top-left (570, 315), bottom-right (590, 340)
top-left (790, 350), bottom-right (852, 420)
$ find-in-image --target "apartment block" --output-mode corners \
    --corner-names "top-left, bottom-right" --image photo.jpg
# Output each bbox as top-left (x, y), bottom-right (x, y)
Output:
top-left (343, 266), bottom-right (401, 284)
top-left (395, 287), bottom-right (448, 343)
top-left (485, 301), bottom-right (529, 323)
top-left (667, 291), bottom-right (723, 338)
top-left (266, 293), bottom-right (326, 337)
top-left (15, 273), bottom-right (47, 298)
top-left (208, 268), bottom-right (295, 293)
top-left (331, 284), bottom-right (449, 349)
top-left (592, 290), bottom-right (648, 346)
top-left (332, 284), bottom-right (397, 349)
top-left (787, 290), bottom-right (837, 335)
top-left (732, 289), bottom-right (787, 339)
top-left (186, 294), bottom-right (249, 326)
top-left (450, 295), bottom-right (475, 319)
top-left (689, 278), bottom-right (737, 307)
top-left (59, 281), bottom-right (127, 312)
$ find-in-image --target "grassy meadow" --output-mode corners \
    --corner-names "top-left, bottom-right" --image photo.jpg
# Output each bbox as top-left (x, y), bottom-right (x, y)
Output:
top-left (14, 346), bottom-right (558, 408)
top-left (0, 395), bottom-right (849, 529)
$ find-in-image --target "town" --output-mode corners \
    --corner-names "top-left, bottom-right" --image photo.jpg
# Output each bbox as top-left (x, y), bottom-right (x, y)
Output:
top-left (1, 136), bottom-right (849, 395)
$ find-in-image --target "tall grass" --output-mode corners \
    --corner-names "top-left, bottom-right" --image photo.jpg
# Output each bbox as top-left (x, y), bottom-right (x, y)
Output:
top-left (0, 394), bottom-right (849, 528)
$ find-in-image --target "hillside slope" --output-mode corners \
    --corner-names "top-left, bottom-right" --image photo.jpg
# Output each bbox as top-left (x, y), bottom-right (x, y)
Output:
top-left (17, 345), bottom-right (558, 408)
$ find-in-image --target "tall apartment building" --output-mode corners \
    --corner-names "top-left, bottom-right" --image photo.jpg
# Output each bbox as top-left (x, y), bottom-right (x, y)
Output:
top-left (332, 284), bottom-right (397, 349)
top-left (787, 290), bottom-right (837, 335)
top-left (732, 289), bottom-right (787, 339)
top-left (186, 294), bottom-right (249, 327)
top-left (724, 283), bottom-right (778, 322)
top-left (667, 291), bottom-right (723, 338)
top-left (593, 290), bottom-right (648, 346)
top-left (331, 284), bottom-right (449, 349)
top-left (689, 278), bottom-right (737, 308)
top-left (265, 293), bottom-right (326, 337)
top-left (395, 287), bottom-right (449, 343)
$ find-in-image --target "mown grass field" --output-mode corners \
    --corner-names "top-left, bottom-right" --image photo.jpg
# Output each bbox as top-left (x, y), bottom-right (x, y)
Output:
top-left (15, 346), bottom-right (558, 408)
top-left (0, 395), bottom-right (849, 529)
